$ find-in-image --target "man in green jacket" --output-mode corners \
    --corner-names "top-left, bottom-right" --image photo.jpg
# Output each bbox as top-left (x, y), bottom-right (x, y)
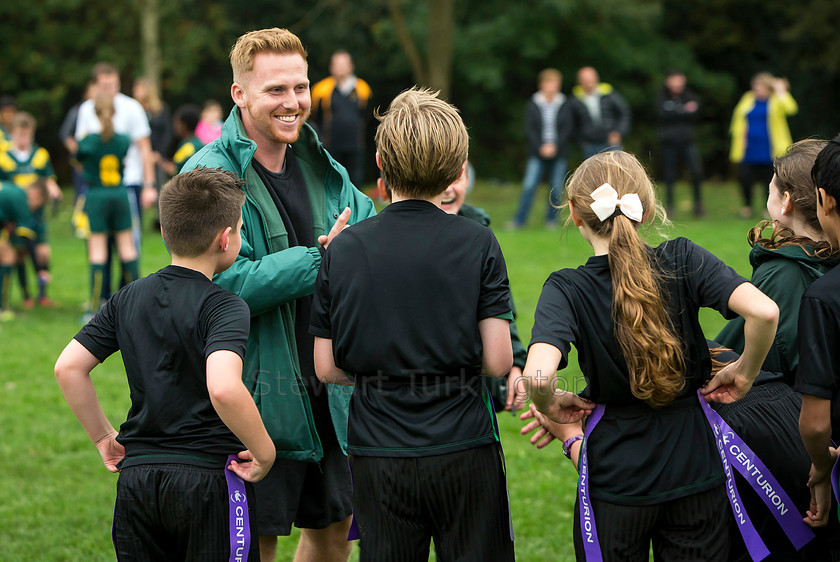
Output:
top-left (181, 28), bottom-right (375, 562)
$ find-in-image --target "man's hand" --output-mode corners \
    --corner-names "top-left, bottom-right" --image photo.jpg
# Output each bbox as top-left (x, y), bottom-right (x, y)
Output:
top-left (608, 131), bottom-right (622, 147)
top-left (228, 449), bottom-right (275, 483)
top-left (95, 431), bottom-right (125, 473)
top-left (317, 207), bottom-right (351, 249)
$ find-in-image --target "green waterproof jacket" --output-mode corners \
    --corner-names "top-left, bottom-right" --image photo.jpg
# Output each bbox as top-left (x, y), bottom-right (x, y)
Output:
top-left (716, 242), bottom-right (839, 382)
top-left (181, 108), bottom-right (376, 462)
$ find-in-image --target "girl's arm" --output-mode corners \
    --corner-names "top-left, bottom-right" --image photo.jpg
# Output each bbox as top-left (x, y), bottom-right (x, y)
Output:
top-left (702, 283), bottom-right (779, 403)
top-left (523, 342), bottom-right (594, 423)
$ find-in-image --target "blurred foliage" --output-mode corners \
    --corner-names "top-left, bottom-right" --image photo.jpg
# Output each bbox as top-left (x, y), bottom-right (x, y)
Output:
top-left (1, 0), bottom-right (837, 184)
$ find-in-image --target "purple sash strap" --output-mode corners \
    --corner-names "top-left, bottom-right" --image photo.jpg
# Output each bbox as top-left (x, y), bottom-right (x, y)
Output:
top-left (577, 404), bottom-right (604, 561)
top-left (346, 458), bottom-right (361, 541)
top-left (696, 391), bottom-right (814, 551)
top-left (696, 391), bottom-right (770, 561)
top-left (832, 453), bottom-right (840, 507)
top-left (225, 454), bottom-right (251, 562)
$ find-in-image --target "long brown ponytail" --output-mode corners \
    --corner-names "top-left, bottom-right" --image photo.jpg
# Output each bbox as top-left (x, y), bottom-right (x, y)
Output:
top-left (565, 151), bottom-right (685, 407)
top-left (94, 95), bottom-right (115, 142)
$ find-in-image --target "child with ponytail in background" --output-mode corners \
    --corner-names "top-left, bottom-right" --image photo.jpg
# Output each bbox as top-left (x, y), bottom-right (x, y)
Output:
top-left (76, 95), bottom-right (139, 320)
top-left (523, 150), bottom-right (779, 560)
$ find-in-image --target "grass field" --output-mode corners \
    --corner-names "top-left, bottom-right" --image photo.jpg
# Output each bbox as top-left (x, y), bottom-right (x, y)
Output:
top-left (0, 178), bottom-right (762, 561)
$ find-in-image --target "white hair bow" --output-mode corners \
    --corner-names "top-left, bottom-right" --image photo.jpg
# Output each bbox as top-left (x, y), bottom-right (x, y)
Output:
top-left (589, 183), bottom-right (644, 223)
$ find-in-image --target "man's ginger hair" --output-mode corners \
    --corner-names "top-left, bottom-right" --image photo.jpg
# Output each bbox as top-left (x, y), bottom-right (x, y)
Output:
top-left (375, 87), bottom-right (468, 200)
top-left (230, 28), bottom-right (307, 84)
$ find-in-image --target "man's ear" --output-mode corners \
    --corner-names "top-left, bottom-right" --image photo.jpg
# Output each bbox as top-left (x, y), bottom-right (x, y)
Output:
top-left (219, 226), bottom-right (232, 252)
top-left (568, 200), bottom-right (583, 227)
top-left (231, 82), bottom-right (246, 109)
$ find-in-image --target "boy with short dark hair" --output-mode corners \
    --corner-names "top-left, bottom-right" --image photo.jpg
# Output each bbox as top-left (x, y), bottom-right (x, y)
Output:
top-left (796, 137), bottom-right (840, 528)
top-left (310, 88), bottom-right (516, 560)
top-left (0, 178), bottom-right (47, 319)
top-left (54, 167), bottom-right (275, 560)
top-left (158, 104), bottom-right (204, 176)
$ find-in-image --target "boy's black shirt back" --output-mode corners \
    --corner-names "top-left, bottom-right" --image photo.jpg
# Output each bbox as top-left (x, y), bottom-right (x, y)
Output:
top-left (74, 265), bottom-right (250, 469)
top-left (795, 264), bottom-right (840, 440)
top-left (309, 200), bottom-right (512, 457)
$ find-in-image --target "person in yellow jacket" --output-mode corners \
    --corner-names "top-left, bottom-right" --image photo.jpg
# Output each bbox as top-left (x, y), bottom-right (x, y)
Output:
top-left (311, 51), bottom-right (371, 187)
top-left (730, 72), bottom-right (797, 218)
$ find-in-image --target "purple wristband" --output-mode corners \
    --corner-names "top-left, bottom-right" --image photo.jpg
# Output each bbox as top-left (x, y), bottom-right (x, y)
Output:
top-left (563, 435), bottom-right (584, 459)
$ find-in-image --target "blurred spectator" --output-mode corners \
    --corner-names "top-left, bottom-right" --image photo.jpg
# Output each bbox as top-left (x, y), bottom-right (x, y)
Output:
top-left (729, 72), bottom-right (797, 218)
top-left (657, 69), bottom-right (704, 217)
top-left (311, 50), bottom-right (371, 186)
top-left (573, 66), bottom-right (631, 158)
top-left (195, 99), bottom-right (223, 145)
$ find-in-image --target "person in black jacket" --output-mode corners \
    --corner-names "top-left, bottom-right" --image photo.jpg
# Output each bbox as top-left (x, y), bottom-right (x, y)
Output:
top-left (508, 68), bottom-right (582, 229)
top-left (658, 69), bottom-right (704, 217)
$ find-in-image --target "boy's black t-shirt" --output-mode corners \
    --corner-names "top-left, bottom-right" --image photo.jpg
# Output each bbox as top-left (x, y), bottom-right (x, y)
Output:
top-left (74, 265), bottom-right (250, 469)
top-left (309, 200), bottom-right (512, 457)
top-left (531, 237), bottom-right (747, 505)
top-left (795, 264), bottom-right (840, 441)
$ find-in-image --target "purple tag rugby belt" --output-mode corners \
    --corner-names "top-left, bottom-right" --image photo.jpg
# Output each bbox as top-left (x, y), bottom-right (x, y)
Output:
top-left (577, 391), bottom-right (817, 562)
top-left (226, 454), bottom-right (251, 562)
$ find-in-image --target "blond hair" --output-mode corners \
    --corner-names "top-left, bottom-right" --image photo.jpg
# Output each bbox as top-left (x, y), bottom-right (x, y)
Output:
top-left (159, 168), bottom-right (246, 257)
top-left (375, 87), bottom-right (468, 199)
top-left (230, 28), bottom-right (307, 83)
top-left (565, 151), bottom-right (685, 408)
top-left (94, 95), bottom-right (116, 142)
top-left (538, 68), bottom-right (562, 85)
top-left (11, 111), bottom-right (35, 131)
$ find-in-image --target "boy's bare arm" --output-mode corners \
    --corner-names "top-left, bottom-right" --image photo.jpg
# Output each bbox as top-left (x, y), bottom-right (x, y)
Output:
top-left (206, 350), bottom-right (275, 482)
top-left (800, 394), bottom-right (835, 527)
top-left (313, 337), bottom-right (355, 385)
top-left (54, 340), bottom-right (124, 473)
top-left (478, 317), bottom-right (513, 378)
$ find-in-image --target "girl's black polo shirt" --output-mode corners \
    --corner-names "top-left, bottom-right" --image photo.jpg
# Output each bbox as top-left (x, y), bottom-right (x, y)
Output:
top-left (309, 200), bottom-right (512, 457)
top-left (74, 265), bottom-right (250, 469)
top-left (531, 237), bottom-right (747, 505)
top-left (795, 264), bottom-right (840, 441)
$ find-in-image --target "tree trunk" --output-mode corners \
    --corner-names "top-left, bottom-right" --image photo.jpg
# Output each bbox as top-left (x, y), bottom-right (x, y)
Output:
top-left (140, 0), bottom-right (161, 97)
top-left (426, 0), bottom-right (454, 99)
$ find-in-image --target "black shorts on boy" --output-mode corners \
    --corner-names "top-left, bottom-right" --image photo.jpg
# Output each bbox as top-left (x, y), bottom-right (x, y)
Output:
top-left (310, 200), bottom-right (515, 561)
top-left (74, 265), bottom-right (255, 560)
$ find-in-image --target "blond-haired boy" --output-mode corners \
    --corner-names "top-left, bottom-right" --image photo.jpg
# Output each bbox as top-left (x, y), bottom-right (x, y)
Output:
top-left (310, 88), bottom-right (515, 560)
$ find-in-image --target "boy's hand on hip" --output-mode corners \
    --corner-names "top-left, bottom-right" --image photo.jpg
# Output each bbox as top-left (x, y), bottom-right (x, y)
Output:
top-left (95, 431), bottom-right (125, 473)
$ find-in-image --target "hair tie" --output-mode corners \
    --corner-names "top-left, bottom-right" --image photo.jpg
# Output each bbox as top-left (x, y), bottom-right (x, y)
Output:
top-left (589, 183), bottom-right (644, 223)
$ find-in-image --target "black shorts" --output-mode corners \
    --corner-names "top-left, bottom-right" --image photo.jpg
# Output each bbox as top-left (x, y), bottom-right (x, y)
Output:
top-left (350, 443), bottom-right (515, 562)
top-left (112, 463), bottom-right (259, 562)
top-left (574, 484), bottom-right (730, 561)
top-left (252, 390), bottom-right (353, 536)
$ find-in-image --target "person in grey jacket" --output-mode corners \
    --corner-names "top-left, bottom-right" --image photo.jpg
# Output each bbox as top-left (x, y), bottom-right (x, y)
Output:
top-left (573, 66), bottom-right (631, 158)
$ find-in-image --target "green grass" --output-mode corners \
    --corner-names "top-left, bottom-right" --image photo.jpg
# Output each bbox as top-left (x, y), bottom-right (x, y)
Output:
top-left (0, 179), bottom-right (761, 561)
